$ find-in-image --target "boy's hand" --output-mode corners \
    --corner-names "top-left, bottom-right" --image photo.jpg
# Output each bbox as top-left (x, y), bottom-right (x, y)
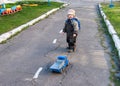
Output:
top-left (73, 34), bottom-right (76, 37)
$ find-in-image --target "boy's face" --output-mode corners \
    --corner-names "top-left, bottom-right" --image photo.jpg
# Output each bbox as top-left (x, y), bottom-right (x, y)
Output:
top-left (67, 14), bottom-right (74, 19)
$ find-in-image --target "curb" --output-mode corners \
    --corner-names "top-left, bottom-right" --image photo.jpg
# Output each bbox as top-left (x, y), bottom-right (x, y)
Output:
top-left (98, 4), bottom-right (120, 59)
top-left (0, 3), bottom-right (68, 43)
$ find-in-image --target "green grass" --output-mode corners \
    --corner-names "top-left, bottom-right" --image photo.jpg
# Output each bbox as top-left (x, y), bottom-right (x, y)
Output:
top-left (0, 1), bottom-right (63, 35)
top-left (101, 1), bottom-right (120, 37)
top-left (101, 1), bottom-right (120, 86)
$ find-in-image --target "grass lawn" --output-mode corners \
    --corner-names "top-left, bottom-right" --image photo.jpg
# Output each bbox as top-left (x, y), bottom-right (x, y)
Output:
top-left (0, 1), bottom-right (63, 35)
top-left (101, 1), bottom-right (120, 86)
top-left (101, 1), bottom-right (120, 37)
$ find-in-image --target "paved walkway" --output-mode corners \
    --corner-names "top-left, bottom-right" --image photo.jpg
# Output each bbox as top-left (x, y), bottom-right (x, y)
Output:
top-left (60, 0), bottom-right (111, 86)
top-left (0, 0), bottom-right (112, 86)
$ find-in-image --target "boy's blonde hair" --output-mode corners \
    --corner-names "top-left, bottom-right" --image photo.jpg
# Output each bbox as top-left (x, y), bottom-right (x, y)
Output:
top-left (67, 9), bottom-right (75, 16)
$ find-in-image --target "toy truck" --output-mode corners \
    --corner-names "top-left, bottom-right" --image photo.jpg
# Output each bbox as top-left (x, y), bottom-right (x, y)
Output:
top-left (50, 56), bottom-right (69, 73)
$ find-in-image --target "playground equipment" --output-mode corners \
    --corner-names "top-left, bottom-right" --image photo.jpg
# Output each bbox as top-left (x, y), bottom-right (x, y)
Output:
top-left (0, 4), bottom-right (22, 16)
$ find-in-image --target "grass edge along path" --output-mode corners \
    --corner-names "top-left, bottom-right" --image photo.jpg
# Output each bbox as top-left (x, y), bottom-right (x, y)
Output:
top-left (0, 1), bottom-right (64, 35)
top-left (101, 1), bottom-right (120, 37)
top-left (0, 1), bottom-right (67, 43)
top-left (101, 1), bottom-right (120, 86)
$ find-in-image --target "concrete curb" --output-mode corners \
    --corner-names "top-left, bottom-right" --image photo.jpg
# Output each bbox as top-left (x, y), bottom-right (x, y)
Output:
top-left (98, 4), bottom-right (120, 58)
top-left (0, 3), bottom-right (68, 43)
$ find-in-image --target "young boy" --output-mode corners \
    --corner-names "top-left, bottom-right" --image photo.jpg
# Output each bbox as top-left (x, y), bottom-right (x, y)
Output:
top-left (62, 9), bottom-right (80, 52)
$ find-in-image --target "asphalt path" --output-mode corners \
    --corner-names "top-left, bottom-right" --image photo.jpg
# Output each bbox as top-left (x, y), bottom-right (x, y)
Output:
top-left (0, 0), bottom-right (110, 86)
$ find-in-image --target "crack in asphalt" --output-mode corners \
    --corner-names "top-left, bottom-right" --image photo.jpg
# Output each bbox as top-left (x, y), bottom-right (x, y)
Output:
top-left (42, 38), bottom-right (75, 86)
top-left (28, 40), bottom-right (62, 86)
top-left (58, 63), bottom-right (73, 86)
top-left (44, 41), bottom-right (61, 58)
top-left (31, 79), bottom-right (40, 86)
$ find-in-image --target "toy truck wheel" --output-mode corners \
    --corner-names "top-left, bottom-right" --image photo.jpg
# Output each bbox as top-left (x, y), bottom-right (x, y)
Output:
top-left (66, 62), bottom-right (69, 66)
top-left (60, 68), bottom-right (64, 73)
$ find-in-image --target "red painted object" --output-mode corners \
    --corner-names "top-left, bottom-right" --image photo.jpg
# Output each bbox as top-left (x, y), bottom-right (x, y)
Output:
top-left (0, 5), bottom-right (22, 16)
top-left (16, 5), bottom-right (22, 11)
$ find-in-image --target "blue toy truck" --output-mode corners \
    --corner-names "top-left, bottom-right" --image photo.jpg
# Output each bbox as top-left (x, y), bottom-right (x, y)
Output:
top-left (50, 56), bottom-right (69, 73)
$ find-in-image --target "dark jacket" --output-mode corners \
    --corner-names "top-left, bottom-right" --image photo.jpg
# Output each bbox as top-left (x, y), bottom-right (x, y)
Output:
top-left (63, 18), bottom-right (79, 37)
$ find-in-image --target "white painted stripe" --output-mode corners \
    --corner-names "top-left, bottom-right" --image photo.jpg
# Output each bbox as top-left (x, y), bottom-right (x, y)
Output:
top-left (53, 39), bottom-right (57, 44)
top-left (33, 67), bottom-right (43, 79)
top-left (59, 29), bottom-right (63, 33)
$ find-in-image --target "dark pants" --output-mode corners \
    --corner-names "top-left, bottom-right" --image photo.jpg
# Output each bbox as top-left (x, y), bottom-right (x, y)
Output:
top-left (67, 35), bottom-right (77, 50)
